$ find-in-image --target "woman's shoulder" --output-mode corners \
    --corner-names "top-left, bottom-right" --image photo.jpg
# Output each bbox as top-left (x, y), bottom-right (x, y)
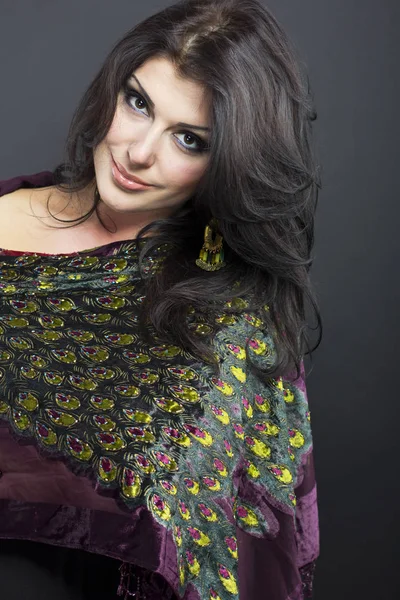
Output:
top-left (0, 172), bottom-right (56, 246)
top-left (0, 188), bottom-right (28, 244)
top-left (0, 186), bottom-right (52, 252)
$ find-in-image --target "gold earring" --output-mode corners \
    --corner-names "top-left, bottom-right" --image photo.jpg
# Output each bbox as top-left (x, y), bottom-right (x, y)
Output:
top-left (195, 217), bottom-right (226, 271)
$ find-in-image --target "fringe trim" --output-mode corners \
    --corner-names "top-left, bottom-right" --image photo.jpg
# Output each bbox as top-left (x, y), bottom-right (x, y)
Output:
top-left (299, 559), bottom-right (317, 599)
top-left (117, 561), bottom-right (146, 599)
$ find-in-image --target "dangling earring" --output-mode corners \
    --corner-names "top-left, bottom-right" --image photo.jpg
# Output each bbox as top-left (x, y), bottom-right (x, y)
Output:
top-left (195, 217), bottom-right (226, 271)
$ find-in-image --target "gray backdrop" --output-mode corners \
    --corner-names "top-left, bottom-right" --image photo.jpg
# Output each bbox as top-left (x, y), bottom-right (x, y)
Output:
top-left (0, 1), bottom-right (398, 598)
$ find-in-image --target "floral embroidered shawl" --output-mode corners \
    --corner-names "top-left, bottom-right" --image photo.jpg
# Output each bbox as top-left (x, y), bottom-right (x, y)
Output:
top-left (0, 172), bottom-right (319, 600)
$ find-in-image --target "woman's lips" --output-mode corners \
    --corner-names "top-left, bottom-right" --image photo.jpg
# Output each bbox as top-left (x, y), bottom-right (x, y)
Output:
top-left (111, 158), bottom-right (154, 191)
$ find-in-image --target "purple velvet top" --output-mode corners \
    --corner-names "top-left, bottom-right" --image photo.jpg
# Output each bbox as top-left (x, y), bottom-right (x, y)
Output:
top-left (0, 172), bottom-right (320, 600)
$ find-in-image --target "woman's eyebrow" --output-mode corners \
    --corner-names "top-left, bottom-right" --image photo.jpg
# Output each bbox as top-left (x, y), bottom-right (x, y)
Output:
top-left (129, 74), bottom-right (211, 132)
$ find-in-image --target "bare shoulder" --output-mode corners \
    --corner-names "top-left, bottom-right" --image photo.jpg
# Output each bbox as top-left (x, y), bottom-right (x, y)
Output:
top-left (0, 186), bottom-right (52, 213)
top-left (0, 188), bottom-right (27, 225)
top-left (0, 187), bottom-right (57, 250)
top-left (0, 186), bottom-right (110, 254)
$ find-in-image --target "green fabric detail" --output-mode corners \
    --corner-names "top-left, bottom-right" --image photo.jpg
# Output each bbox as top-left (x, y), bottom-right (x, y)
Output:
top-left (0, 240), bottom-right (313, 600)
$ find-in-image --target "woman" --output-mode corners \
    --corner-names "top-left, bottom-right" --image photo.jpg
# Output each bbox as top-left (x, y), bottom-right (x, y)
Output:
top-left (0, 0), bottom-right (321, 599)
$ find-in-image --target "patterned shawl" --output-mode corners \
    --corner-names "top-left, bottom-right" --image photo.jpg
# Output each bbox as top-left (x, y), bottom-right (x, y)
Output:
top-left (0, 172), bottom-right (319, 600)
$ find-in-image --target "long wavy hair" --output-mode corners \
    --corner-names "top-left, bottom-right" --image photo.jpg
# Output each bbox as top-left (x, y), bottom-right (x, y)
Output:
top-left (48, 0), bottom-right (322, 383)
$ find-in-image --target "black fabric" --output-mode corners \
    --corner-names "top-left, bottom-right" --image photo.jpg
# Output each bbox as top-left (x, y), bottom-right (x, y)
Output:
top-left (0, 539), bottom-right (122, 600)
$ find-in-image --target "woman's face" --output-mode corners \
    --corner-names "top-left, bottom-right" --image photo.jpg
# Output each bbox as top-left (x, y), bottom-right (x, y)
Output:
top-left (92, 56), bottom-right (212, 235)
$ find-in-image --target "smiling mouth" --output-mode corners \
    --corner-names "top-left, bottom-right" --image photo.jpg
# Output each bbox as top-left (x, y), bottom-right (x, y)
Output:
top-left (112, 158), bottom-right (153, 186)
top-left (111, 158), bottom-right (155, 191)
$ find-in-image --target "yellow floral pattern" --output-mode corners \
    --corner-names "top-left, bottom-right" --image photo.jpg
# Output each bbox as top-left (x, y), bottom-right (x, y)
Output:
top-left (0, 239), bottom-right (314, 600)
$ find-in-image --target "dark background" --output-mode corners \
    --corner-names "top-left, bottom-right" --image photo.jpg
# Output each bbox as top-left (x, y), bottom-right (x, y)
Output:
top-left (0, 1), bottom-right (398, 598)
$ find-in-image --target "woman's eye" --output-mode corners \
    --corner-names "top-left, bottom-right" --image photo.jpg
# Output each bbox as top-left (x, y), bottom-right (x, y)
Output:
top-left (174, 132), bottom-right (206, 153)
top-left (123, 87), bottom-right (209, 154)
top-left (125, 90), bottom-right (148, 115)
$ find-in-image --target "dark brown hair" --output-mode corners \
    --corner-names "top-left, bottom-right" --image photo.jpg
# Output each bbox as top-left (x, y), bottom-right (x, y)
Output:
top-left (49, 0), bottom-right (322, 383)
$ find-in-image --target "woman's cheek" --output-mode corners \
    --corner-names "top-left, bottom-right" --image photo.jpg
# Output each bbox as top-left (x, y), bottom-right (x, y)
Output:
top-left (170, 160), bottom-right (207, 187)
top-left (106, 107), bottom-right (131, 142)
